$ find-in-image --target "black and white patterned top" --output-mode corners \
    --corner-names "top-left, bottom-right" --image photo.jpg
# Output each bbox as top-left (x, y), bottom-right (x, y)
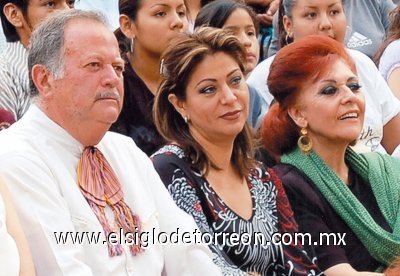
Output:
top-left (151, 144), bottom-right (322, 275)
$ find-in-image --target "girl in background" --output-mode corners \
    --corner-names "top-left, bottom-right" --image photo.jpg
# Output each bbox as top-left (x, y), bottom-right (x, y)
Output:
top-left (195, 0), bottom-right (267, 128)
top-left (111, 0), bottom-right (188, 155)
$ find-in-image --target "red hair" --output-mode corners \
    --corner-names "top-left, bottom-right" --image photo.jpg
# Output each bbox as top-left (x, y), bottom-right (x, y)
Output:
top-left (261, 35), bottom-right (356, 159)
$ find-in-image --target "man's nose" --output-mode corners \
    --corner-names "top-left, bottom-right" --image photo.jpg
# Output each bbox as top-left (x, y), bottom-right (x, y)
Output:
top-left (101, 65), bottom-right (121, 88)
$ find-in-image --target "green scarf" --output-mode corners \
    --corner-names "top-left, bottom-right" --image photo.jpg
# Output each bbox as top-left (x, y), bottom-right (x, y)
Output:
top-left (281, 147), bottom-right (400, 265)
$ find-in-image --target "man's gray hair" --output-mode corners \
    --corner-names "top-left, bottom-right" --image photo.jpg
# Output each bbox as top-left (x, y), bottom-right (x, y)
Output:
top-left (28, 9), bottom-right (109, 97)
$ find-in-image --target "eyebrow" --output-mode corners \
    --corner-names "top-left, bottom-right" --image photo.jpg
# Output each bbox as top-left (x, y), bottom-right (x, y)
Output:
top-left (225, 24), bottom-right (255, 28)
top-left (82, 54), bottom-right (124, 64)
top-left (195, 68), bottom-right (240, 88)
top-left (150, 3), bottom-right (185, 8)
top-left (303, 2), bottom-right (341, 9)
top-left (113, 58), bottom-right (125, 65)
top-left (321, 76), bottom-right (359, 83)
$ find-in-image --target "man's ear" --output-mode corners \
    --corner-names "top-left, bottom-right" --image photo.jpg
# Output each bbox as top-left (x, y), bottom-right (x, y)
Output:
top-left (168, 93), bottom-right (187, 119)
top-left (3, 3), bottom-right (24, 28)
top-left (31, 65), bottom-right (54, 98)
top-left (283, 15), bottom-right (293, 37)
top-left (119, 14), bottom-right (137, 39)
top-left (287, 105), bottom-right (308, 128)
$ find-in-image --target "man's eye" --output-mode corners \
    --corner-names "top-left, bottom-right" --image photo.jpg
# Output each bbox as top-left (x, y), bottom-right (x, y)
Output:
top-left (86, 62), bottom-right (101, 71)
top-left (88, 62), bottom-right (100, 67)
top-left (113, 65), bottom-right (124, 75)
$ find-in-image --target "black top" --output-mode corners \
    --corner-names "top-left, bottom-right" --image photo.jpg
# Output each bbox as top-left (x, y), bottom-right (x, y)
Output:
top-left (110, 54), bottom-right (165, 156)
top-left (152, 144), bottom-right (322, 275)
top-left (274, 163), bottom-right (391, 272)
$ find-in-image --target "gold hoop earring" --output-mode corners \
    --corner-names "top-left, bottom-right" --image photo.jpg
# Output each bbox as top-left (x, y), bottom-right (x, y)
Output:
top-left (298, 127), bottom-right (312, 154)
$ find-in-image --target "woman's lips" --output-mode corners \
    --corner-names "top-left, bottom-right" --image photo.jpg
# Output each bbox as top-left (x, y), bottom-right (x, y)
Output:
top-left (220, 110), bottom-right (242, 120)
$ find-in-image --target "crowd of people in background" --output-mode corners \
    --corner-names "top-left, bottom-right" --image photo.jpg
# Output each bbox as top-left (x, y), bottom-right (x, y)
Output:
top-left (0, 0), bottom-right (400, 275)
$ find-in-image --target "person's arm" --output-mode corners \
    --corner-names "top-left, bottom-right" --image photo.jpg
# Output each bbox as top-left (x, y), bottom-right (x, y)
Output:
top-left (0, 154), bottom-right (94, 275)
top-left (382, 113), bottom-right (400, 154)
top-left (255, 0), bottom-right (280, 27)
top-left (387, 67), bottom-right (400, 99)
top-left (246, 55), bottom-right (276, 107)
top-left (247, 85), bottom-right (268, 129)
top-left (325, 264), bottom-right (383, 276)
top-left (354, 50), bottom-right (400, 154)
top-left (0, 178), bottom-right (35, 276)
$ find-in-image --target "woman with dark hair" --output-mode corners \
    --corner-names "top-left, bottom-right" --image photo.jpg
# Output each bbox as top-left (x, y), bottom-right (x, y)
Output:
top-left (375, 6), bottom-right (400, 100)
top-left (151, 26), bottom-right (321, 275)
top-left (111, 0), bottom-right (188, 155)
top-left (248, 0), bottom-right (400, 155)
top-left (194, 0), bottom-right (267, 128)
top-left (262, 34), bottom-right (400, 275)
top-left (195, 0), bottom-right (260, 76)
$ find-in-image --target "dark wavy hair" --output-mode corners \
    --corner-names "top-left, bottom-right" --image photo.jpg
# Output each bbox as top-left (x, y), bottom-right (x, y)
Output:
top-left (374, 6), bottom-right (400, 67)
top-left (154, 27), bottom-right (255, 177)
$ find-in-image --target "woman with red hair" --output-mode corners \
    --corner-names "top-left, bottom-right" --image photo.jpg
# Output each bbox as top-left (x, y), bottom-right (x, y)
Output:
top-left (262, 34), bottom-right (400, 275)
top-left (248, 0), bottom-right (400, 156)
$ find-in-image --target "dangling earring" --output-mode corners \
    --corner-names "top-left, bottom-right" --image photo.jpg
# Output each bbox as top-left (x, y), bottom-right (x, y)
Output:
top-left (159, 58), bottom-right (165, 76)
top-left (184, 116), bottom-right (189, 124)
top-left (130, 37), bottom-right (135, 53)
top-left (297, 127), bottom-right (312, 154)
top-left (285, 33), bottom-right (292, 45)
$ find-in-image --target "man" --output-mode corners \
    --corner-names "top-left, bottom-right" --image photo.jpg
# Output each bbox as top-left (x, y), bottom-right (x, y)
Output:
top-left (0, 9), bottom-right (221, 275)
top-left (0, 0), bottom-right (73, 121)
